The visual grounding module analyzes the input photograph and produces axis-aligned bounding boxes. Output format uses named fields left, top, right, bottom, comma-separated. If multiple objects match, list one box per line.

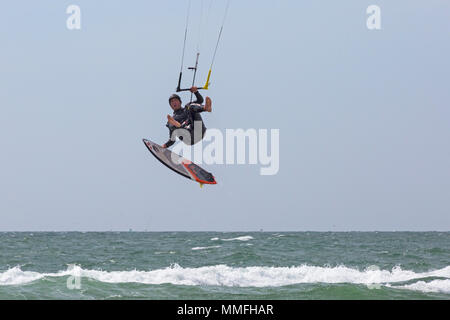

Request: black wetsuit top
left=164, top=91, right=207, bottom=148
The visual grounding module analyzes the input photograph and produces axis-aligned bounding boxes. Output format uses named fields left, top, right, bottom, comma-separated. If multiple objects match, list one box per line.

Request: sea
left=0, top=232, right=448, bottom=300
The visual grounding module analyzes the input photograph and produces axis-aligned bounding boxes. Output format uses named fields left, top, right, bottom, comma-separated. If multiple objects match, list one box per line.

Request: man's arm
left=162, top=122, right=176, bottom=148
left=190, top=87, right=204, bottom=105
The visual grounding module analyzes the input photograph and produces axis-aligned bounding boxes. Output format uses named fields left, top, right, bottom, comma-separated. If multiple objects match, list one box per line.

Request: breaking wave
left=394, top=279, right=450, bottom=294
left=1, top=264, right=449, bottom=293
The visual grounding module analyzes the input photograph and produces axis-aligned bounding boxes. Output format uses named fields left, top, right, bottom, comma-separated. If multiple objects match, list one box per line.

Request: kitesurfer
left=162, top=86, right=212, bottom=148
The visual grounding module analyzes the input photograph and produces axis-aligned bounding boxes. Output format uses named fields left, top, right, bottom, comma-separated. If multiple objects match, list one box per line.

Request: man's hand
left=162, top=144, right=167, bottom=149
left=190, top=86, right=198, bottom=93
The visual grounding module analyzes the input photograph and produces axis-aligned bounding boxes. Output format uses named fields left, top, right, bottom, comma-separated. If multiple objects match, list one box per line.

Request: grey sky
left=1, top=1, right=449, bottom=231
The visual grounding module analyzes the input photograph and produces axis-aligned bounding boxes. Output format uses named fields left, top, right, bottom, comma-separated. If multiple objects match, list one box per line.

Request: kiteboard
left=142, top=139, right=216, bottom=186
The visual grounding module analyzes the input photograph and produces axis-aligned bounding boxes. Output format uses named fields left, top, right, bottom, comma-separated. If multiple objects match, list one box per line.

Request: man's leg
left=167, top=115, right=181, bottom=128
left=190, top=119, right=206, bottom=145
left=204, top=97, right=212, bottom=112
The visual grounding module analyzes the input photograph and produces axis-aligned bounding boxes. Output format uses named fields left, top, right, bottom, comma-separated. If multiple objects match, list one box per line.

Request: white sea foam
left=0, top=266, right=44, bottom=286
left=220, top=236, right=253, bottom=241
left=154, top=251, right=176, bottom=255
left=191, top=246, right=222, bottom=251
left=210, top=236, right=253, bottom=241
left=394, top=279, right=450, bottom=294
left=1, top=265, right=449, bottom=293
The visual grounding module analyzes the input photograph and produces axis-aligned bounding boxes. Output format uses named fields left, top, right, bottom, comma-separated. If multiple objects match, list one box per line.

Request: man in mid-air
left=162, top=86, right=212, bottom=148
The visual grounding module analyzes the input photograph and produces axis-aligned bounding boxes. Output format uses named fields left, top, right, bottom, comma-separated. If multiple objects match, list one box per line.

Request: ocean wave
left=1, top=265, right=449, bottom=293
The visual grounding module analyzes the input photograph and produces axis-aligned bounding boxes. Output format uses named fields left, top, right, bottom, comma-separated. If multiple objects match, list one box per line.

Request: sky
left=0, top=1, right=449, bottom=231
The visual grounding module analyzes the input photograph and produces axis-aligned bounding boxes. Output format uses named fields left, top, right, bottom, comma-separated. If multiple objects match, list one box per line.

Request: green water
left=0, top=232, right=448, bottom=299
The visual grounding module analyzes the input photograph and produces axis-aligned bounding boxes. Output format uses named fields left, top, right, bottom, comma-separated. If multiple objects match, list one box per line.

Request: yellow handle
left=203, top=69, right=212, bottom=90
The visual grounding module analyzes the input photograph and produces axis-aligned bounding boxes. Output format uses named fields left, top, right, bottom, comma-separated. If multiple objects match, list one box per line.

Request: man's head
left=168, top=94, right=182, bottom=111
